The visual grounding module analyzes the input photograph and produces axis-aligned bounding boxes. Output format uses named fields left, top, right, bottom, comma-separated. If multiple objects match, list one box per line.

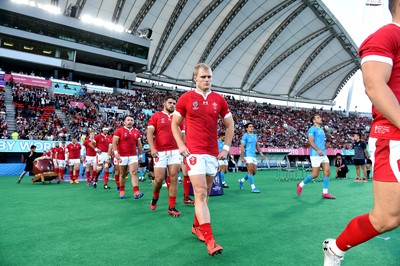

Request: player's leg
left=17, top=171, right=27, bottom=183
left=151, top=166, right=166, bottom=210
left=103, top=157, right=111, bottom=189
left=167, top=163, right=181, bottom=217
left=355, top=164, right=361, bottom=181
left=323, top=182, right=400, bottom=264
left=118, top=157, right=128, bottom=199
left=73, top=162, right=80, bottom=183
left=247, top=162, right=259, bottom=193
left=297, top=156, right=320, bottom=196
left=128, top=160, right=143, bottom=199
left=220, top=164, right=229, bottom=188
left=181, top=161, right=194, bottom=204
left=361, top=165, right=367, bottom=181
left=321, top=162, right=335, bottom=199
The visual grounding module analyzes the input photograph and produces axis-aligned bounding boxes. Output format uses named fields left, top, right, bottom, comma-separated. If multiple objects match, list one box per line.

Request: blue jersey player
left=297, top=114, right=335, bottom=199
left=218, top=132, right=229, bottom=188
left=238, top=123, right=265, bottom=193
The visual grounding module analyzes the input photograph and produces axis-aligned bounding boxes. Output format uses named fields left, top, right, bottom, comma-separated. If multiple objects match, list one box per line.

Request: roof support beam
left=288, top=34, right=334, bottom=96
left=199, top=0, right=248, bottom=63
left=158, top=0, right=225, bottom=74
left=128, top=0, right=156, bottom=32
left=150, top=0, right=188, bottom=72
left=295, top=60, right=354, bottom=98
left=246, top=3, right=307, bottom=91
left=112, top=0, right=126, bottom=24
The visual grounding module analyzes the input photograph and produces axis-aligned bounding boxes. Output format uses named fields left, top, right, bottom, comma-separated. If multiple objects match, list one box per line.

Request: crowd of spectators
left=4, top=79, right=373, bottom=149
left=11, top=82, right=66, bottom=141
left=56, top=88, right=372, bottom=149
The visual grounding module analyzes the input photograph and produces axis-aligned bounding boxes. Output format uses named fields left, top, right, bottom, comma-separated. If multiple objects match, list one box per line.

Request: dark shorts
left=366, top=158, right=372, bottom=165
left=354, top=159, right=366, bottom=166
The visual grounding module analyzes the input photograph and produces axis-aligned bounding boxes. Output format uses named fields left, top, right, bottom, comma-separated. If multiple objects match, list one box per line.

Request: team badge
left=161, top=118, right=165, bottom=123
left=193, top=101, right=199, bottom=110
left=189, top=156, right=197, bottom=165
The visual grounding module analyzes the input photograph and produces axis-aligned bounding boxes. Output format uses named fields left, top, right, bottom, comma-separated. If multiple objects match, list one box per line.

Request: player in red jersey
left=112, top=115, right=144, bottom=200
left=56, top=141, right=67, bottom=181
left=50, top=142, right=60, bottom=183
left=83, top=129, right=97, bottom=186
left=172, top=63, right=234, bottom=256
left=65, top=136, right=82, bottom=184
left=323, top=2, right=400, bottom=265
left=94, top=127, right=113, bottom=189
left=147, top=94, right=183, bottom=217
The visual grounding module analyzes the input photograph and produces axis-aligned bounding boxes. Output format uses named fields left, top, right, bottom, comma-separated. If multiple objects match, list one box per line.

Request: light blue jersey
left=218, top=139, right=224, bottom=152
left=241, top=133, right=258, bottom=158
left=307, top=125, right=326, bottom=156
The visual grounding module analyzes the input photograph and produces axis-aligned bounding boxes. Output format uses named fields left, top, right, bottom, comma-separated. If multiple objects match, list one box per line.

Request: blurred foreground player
left=323, top=1, right=400, bottom=264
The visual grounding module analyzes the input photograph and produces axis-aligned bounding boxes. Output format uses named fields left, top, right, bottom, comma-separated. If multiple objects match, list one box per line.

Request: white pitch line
left=376, top=236, right=390, bottom=241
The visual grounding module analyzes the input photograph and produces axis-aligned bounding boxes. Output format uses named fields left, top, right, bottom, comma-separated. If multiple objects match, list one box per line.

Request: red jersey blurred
left=83, top=138, right=97, bottom=157
left=66, top=143, right=82, bottom=159
left=94, top=133, right=112, bottom=152
left=56, top=146, right=66, bottom=160
left=359, top=23, right=400, bottom=140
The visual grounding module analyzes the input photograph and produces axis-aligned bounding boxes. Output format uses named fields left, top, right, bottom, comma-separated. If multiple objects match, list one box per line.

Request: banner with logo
left=5, top=74, right=52, bottom=87
left=0, top=140, right=60, bottom=153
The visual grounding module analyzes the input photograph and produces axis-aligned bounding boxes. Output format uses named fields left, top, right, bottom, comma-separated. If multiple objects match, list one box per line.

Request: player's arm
left=88, top=141, right=97, bottom=153
left=172, top=114, right=188, bottom=156
left=137, top=138, right=143, bottom=163
left=256, top=141, right=266, bottom=160
left=307, top=135, right=323, bottom=156
left=240, top=142, right=246, bottom=163
left=146, top=126, right=158, bottom=158
left=65, top=147, right=70, bottom=164
left=112, top=136, right=120, bottom=159
left=217, top=115, right=234, bottom=160
left=107, top=142, right=112, bottom=159
left=363, top=61, right=400, bottom=129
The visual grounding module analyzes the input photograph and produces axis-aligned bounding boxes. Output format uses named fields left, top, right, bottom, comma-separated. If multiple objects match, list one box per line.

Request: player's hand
left=317, top=150, right=324, bottom=156
left=241, top=157, right=245, bottom=163
left=179, top=145, right=190, bottom=157
left=217, top=149, right=228, bottom=160
left=261, top=154, right=266, bottom=160
left=97, top=150, right=102, bottom=155
left=151, top=148, right=158, bottom=158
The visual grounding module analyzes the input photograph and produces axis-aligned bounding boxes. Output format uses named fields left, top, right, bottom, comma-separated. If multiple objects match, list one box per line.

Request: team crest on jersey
left=161, top=118, right=165, bottom=123
left=193, top=101, right=199, bottom=110
left=189, top=156, right=197, bottom=165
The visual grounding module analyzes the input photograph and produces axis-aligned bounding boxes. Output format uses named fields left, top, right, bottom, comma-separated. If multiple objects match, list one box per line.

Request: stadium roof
left=39, top=0, right=360, bottom=105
